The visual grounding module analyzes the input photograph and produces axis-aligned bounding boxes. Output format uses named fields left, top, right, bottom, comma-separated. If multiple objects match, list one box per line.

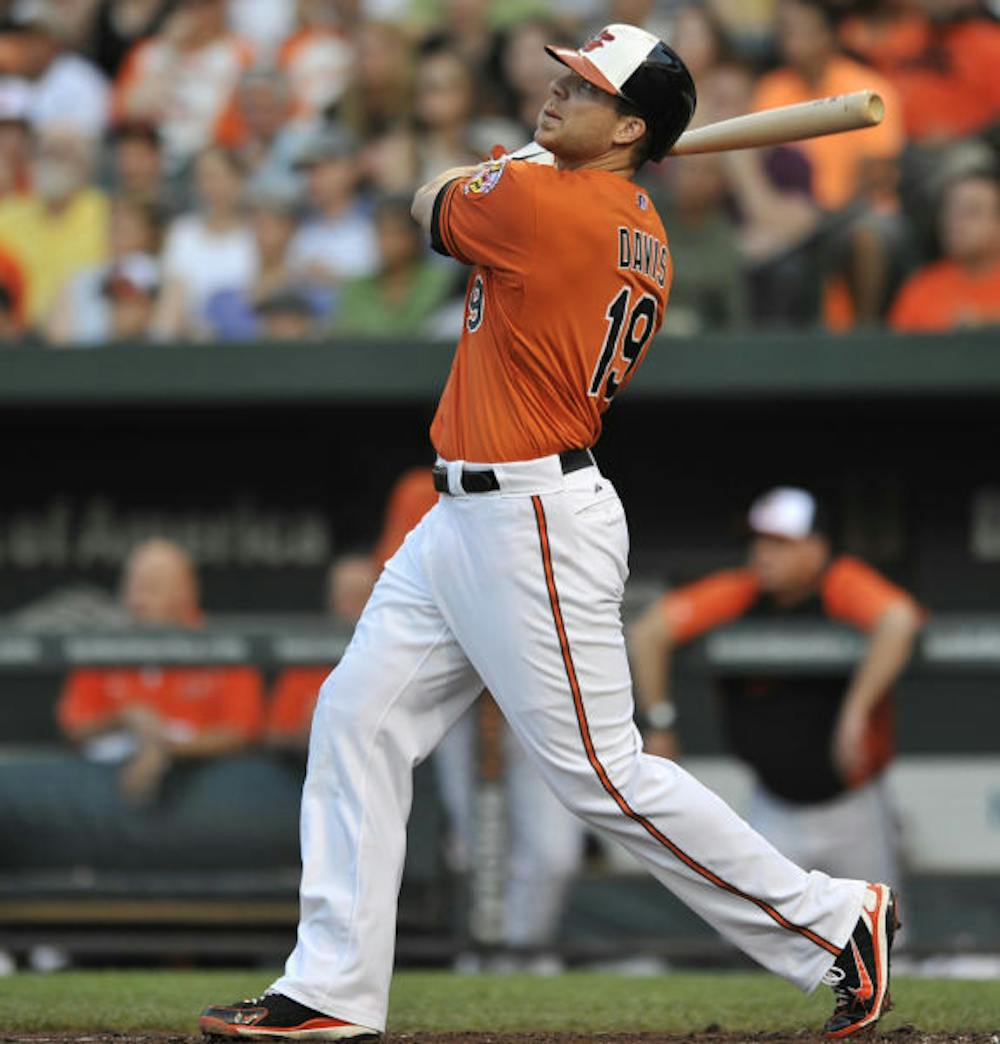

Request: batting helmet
left=545, top=24, right=697, bottom=162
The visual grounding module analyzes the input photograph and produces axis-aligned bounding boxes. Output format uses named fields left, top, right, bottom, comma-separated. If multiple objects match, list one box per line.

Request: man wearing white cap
left=629, top=487, right=923, bottom=889
left=203, top=26, right=900, bottom=1043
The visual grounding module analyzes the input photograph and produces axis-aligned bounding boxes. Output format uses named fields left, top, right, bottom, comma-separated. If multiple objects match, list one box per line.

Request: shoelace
left=821, top=966, right=852, bottom=1011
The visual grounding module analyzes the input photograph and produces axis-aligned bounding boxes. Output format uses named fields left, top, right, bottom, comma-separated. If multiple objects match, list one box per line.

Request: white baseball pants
left=272, top=454, right=867, bottom=1032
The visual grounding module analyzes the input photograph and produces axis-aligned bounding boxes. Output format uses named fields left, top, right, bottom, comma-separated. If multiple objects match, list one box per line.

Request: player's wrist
left=638, top=702, right=677, bottom=732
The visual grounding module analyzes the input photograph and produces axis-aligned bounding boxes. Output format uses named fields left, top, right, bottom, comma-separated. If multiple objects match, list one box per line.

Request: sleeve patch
left=463, top=158, right=507, bottom=197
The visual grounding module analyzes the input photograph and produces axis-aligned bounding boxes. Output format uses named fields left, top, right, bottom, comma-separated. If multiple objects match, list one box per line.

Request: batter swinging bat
left=507, top=90, right=884, bottom=165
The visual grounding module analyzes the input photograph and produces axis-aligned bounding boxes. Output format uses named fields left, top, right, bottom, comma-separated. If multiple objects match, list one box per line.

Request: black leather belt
left=433, top=448, right=594, bottom=495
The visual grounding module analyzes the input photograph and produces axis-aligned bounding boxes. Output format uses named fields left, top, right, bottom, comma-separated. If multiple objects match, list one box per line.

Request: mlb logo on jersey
left=464, top=159, right=507, bottom=197
left=636, top=192, right=648, bottom=210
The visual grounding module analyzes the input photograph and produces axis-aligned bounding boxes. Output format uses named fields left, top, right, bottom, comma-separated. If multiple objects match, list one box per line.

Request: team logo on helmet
left=582, top=29, right=615, bottom=52
left=464, top=159, right=506, bottom=197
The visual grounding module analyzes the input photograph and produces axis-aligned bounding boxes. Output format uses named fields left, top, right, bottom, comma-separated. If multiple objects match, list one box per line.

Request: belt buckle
left=432, top=465, right=450, bottom=495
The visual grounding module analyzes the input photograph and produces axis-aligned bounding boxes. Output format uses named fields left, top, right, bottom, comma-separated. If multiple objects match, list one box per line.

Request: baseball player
left=627, top=486, right=923, bottom=888
left=201, top=24, right=898, bottom=1042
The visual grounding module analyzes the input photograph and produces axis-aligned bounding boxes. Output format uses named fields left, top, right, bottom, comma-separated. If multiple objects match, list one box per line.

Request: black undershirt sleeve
left=429, top=179, right=458, bottom=257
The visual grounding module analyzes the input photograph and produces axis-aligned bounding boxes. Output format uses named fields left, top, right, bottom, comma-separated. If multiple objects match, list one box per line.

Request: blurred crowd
left=0, top=0, right=996, bottom=346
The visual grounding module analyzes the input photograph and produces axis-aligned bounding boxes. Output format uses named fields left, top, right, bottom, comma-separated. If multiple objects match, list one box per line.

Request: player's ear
left=613, top=113, right=646, bottom=149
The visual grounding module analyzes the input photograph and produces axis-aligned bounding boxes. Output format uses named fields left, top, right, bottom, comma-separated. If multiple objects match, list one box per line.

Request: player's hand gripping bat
left=507, top=90, right=885, bottom=164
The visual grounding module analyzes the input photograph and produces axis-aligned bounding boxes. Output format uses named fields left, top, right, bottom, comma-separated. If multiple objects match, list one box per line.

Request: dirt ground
left=3, top=1030, right=997, bottom=1044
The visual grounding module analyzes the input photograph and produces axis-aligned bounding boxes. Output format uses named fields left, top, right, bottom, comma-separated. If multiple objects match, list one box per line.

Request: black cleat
left=200, top=991, right=380, bottom=1041
left=822, top=882, right=900, bottom=1038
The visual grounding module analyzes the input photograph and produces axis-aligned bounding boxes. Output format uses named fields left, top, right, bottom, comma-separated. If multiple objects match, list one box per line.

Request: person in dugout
left=58, top=537, right=264, bottom=804
left=627, top=487, right=924, bottom=889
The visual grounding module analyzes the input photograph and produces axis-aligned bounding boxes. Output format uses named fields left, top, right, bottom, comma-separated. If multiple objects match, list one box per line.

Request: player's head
left=538, top=23, right=696, bottom=170
left=746, top=487, right=832, bottom=597
left=121, top=538, right=201, bottom=627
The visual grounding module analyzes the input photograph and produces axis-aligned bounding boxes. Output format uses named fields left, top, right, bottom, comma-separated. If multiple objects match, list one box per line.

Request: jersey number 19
left=588, top=287, right=658, bottom=403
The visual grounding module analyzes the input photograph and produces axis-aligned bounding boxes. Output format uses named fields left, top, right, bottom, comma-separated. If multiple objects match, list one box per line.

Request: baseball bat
left=668, top=90, right=884, bottom=155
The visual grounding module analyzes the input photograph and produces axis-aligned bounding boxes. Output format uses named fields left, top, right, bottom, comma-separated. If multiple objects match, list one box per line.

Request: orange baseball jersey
left=58, top=666, right=264, bottom=741
left=889, top=258, right=1000, bottom=332
left=662, top=557, right=919, bottom=643
left=430, top=158, right=672, bottom=463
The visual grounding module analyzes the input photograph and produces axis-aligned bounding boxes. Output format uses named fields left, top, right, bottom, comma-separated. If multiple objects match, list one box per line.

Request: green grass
left=0, top=970, right=998, bottom=1035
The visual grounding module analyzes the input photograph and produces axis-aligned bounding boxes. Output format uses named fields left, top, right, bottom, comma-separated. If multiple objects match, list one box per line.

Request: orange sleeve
left=431, top=158, right=537, bottom=270
left=57, top=669, right=114, bottom=734
left=372, top=468, right=438, bottom=570
left=0, top=247, right=26, bottom=326
left=266, top=668, right=329, bottom=735
left=217, top=667, right=265, bottom=739
left=660, top=569, right=760, bottom=644
left=821, top=556, right=923, bottom=632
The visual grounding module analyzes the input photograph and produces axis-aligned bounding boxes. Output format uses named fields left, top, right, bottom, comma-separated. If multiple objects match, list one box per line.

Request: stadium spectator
left=667, top=2, right=732, bottom=92
left=0, top=0, right=110, bottom=139
left=0, top=129, right=109, bottom=327
left=335, top=21, right=413, bottom=141
left=254, top=287, right=318, bottom=341
left=58, top=538, right=265, bottom=804
left=87, top=0, right=177, bottom=79
left=889, top=168, right=1000, bottom=330
left=0, top=281, right=23, bottom=342
left=152, top=145, right=257, bottom=339
left=753, top=0, right=905, bottom=214
left=102, top=250, right=161, bottom=341
left=227, top=0, right=297, bottom=63
left=335, top=194, right=454, bottom=336
left=108, top=120, right=165, bottom=204
left=492, top=18, right=564, bottom=143
left=627, top=486, right=923, bottom=886
left=0, top=81, right=33, bottom=199
left=287, top=127, right=377, bottom=315
left=274, top=0, right=354, bottom=124
left=840, top=0, right=1000, bottom=145
left=699, top=58, right=823, bottom=326
left=46, top=194, right=162, bottom=345
left=753, top=0, right=909, bottom=325
left=412, top=45, right=481, bottom=185
left=653, top=154, right=748, bottom=333
left=215, top=69, right=314, bottom=199
left=204, top=181, right=301, bottom=340
left=360, top=122, right=420, bottom=196
left=112, top=0, right=254, bottom=173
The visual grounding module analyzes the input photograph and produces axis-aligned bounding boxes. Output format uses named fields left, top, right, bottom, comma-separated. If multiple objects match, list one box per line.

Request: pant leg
left=502, top=724, right=586, bottom=948
left=273, top=508, right=482, bottom=1031
left=432, top=703, right=478, bottom=873
left=428, top=468, right=866, bottom=993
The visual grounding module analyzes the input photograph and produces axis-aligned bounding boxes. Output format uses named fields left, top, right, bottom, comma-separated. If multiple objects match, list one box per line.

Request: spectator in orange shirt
left=58, top=538, right=265, bottom=804
left=753, top=0, right=909, bottom=325
left=841, top=0, right=1000, bottom=145
left=889, top=168, right=1000, bottom=330
left=112, top=0, right=254, bottom=173
left=628, top=487, right=923, bottom=887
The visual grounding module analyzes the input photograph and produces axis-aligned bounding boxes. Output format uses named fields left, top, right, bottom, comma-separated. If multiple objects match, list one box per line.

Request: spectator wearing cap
left=58, top=537, right=265, bottom=805
left=752, top=0, right=909, bottom=327
left=152, top=146, right=257, bottom=340
left=103, top=251, right=161, bottom=341
left=46, top=194, right=162, bottom=345
left=335, top=195, right=455, bottom=336
left=0, top=0, right=110, bottom=139
left=255, top=288, right=318, bottom=341
left=627, top=487, right=923, bottom=888
left=111, top=0, right=254, bottom=173
left=889, top=169, right=1000, bottom=331
left=203, top=181, right=303, bottom=341
left=287, top=127, right=377, bottom=314
left=0, top=128, right=109, bottom=326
